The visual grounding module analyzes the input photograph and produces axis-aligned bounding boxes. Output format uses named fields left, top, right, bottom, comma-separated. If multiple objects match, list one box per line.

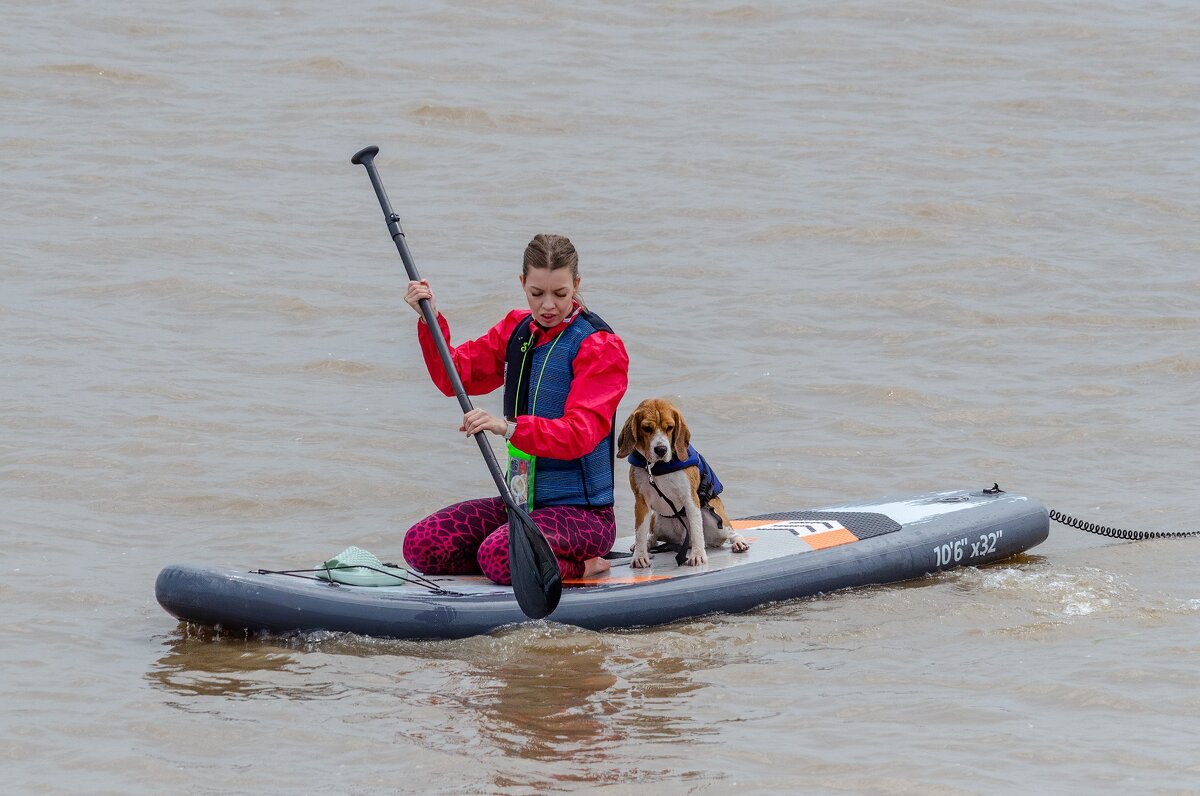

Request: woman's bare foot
left=581, top=557, right=611, bottom=578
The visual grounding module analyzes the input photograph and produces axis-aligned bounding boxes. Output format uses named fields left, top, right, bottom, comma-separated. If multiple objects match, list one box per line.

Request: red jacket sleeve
left=508, top=330, right=629, bottom=460
left=416, top=309, right=528, bottom=396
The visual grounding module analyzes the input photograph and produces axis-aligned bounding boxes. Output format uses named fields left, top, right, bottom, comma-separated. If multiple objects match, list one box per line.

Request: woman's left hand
left=460, top=408, right=506, bottom=438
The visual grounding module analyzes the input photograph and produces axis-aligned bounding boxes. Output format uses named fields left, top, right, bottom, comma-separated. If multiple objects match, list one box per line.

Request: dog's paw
left=730, top=534, right=750, bottom=553
left=630, top=551, right=652, bottom=569
left=685, top=548, right=708, bottom=567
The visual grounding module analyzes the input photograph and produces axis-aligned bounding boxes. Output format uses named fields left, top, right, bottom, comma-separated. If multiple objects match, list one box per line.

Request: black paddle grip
left=350, top=145, right=379, bottom=166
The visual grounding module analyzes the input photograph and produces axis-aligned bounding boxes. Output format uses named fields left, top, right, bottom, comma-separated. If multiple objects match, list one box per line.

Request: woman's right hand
left=404, top=279, right=437, bottom=320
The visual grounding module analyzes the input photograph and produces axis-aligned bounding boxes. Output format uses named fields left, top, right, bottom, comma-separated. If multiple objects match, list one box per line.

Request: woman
left=402, top=233, right=629, bottom=585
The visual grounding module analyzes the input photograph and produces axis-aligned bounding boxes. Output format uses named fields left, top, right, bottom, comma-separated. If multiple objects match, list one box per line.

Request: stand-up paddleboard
left=156, top=487, right=1048, bottom=640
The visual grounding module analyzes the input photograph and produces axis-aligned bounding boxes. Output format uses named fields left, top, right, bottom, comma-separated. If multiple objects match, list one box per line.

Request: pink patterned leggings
left=402, top=497, right=616, bottom=584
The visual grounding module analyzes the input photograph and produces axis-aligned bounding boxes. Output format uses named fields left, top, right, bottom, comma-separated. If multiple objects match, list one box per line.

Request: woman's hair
left=522, top=233, right=583, bottom=307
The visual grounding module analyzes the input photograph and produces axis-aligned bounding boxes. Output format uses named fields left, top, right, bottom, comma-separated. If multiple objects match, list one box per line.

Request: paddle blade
left=507, top=506, right=562, bottom=619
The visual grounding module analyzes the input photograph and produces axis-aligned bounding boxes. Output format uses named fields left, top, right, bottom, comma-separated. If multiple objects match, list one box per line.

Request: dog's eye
left=641, top=423, right=654, bottom=433
left=664, top=424, right=674, bottom=432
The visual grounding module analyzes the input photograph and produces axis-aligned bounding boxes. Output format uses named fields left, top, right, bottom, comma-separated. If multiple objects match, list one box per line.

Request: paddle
left=351, top=145, right=562, bottom=619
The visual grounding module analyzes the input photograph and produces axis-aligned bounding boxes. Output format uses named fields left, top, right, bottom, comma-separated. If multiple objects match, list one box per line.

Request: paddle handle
left=351, top=146, right=513, bottom=501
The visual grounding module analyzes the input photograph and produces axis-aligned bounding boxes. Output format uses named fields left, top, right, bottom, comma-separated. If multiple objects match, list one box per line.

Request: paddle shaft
left=351, top=147, right=514, bottom=501
left=351, top=145, right=562, bottom=620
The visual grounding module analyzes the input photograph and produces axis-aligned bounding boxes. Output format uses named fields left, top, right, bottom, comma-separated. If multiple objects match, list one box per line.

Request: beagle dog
left=616, top=398, right=749, bottom=568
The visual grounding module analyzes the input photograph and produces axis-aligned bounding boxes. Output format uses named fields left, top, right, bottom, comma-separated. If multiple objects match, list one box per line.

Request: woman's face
left=520, top=267, right=579, bottom=328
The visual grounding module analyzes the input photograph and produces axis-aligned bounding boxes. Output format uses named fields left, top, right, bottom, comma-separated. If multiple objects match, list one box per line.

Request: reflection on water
left=470, top=634, right=623, bottom=763
left=458, top=627, right=722, bottom=771
left=149, top=619, right=730, bottom=768
left=148, top=623, right=342, bottom=701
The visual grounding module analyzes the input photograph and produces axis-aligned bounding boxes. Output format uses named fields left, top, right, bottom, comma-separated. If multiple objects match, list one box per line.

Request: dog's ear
left=616, top=410, right=638, bottom=458
left=672, top=406, right=691, bottom=461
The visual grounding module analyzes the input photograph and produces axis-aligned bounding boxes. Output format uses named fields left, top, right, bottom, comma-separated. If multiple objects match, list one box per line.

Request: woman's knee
left=476, top=529, right=511, bottom=585
left=403, top=520, right=454, bottom=573
left=534, top=506, right=616, bottom=559
left=403, top=505, right=494, bottom=575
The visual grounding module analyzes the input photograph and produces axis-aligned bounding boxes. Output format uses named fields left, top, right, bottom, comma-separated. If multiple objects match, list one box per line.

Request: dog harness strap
left=644, top=468, right=687, bottom=522
left=644, top=467, right=692, bottom=566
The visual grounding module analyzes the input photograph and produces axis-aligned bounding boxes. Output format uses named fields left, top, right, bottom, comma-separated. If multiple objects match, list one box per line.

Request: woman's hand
left=460, top=408, right=506, bottom=438
left=404, top=279, right=437, bottom=320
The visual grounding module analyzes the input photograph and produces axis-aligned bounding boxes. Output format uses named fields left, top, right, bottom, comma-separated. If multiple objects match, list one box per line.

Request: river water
left=3, top=1, right=1198, bottom=793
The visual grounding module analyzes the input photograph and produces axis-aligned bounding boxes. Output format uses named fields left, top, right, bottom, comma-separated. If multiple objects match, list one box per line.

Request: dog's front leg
left=684, top=494, right=708, bottom=566
left=630, top=499, right=654, bottom=568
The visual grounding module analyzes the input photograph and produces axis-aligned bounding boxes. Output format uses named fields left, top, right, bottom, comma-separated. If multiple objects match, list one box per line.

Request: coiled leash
left=1048, top=509, right=1200, bottom=540
left=983, top=483, right=1200, bottom=541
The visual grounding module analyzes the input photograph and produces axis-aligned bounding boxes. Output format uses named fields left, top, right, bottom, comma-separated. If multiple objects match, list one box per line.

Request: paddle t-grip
left=350, top=145, right=379, bottom=166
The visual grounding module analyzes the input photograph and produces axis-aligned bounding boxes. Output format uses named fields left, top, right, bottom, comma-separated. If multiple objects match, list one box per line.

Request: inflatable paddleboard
left=155, top=487, right=1048, bottom=640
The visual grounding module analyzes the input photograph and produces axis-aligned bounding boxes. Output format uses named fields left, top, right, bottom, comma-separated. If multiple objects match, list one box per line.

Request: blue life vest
left=502, top=310, right=616, bottom=508
left=626, top=445, right=724, bottom=506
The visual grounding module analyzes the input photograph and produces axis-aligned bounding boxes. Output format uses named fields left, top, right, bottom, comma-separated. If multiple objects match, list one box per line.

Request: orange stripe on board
left=563, top=574, right=674, bottom=586
left=802, top=528, right=858, bottom=550
left=730, top=519, right=775, bottom=530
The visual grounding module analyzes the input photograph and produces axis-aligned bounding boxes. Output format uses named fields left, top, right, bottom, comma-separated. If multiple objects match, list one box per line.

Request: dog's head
left=617, top=398, right=691, bottom=465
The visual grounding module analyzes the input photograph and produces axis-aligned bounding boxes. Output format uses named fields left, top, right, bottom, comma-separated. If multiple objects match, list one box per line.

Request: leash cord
left=1048, top=509, right=1200, bottom=541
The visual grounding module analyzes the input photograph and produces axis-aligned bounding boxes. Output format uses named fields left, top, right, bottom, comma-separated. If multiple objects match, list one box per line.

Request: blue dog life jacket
left=627, top=445, right=724, bottom=507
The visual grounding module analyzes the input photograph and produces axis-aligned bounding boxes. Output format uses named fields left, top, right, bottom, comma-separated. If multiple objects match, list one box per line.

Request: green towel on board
left=315, top=546, right=410, bottom=587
